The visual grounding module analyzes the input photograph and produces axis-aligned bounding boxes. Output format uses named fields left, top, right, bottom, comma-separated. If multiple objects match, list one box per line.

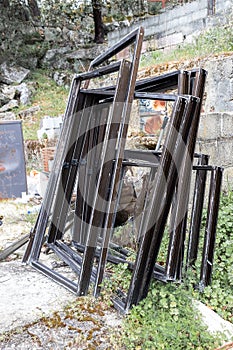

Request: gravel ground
left=0, top=198, right=122, bottom=350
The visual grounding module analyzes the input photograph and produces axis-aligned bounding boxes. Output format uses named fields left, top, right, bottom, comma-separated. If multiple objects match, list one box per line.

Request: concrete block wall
left=215, top=0, right=233, bottom=13
left=196, top=112, right=233, bottom=187
left=203, top=57, right=233, bottom=113
left=195, top=55, right=233, bottom=187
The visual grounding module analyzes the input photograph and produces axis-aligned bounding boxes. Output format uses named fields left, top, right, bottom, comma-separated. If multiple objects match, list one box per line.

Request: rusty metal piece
left=0, top=233, right=29, bottom=261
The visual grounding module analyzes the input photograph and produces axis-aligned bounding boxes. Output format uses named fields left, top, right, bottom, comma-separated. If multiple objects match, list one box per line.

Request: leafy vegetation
left=103, top=265, right=223, bottom=349
left=102, top=190, right=233, bottom=349
left=140, top=25, right=233, bottom=67
left=195, top=190, right=233, bottom=323
left=112, top=282, right=221, bottom=350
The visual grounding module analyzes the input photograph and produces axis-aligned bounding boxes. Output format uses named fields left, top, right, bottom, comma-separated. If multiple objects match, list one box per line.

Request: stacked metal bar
left=23, top=27, right=223, bottom=312
left=112, top=69, right=223, bottom=312
left=23, top=27, right=145, bottom=294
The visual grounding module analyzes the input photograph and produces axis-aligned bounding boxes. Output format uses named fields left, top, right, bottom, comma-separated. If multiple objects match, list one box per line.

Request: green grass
left=140, top=25, right=233, bottom=68
left=16, top=69, right=68, bottom=140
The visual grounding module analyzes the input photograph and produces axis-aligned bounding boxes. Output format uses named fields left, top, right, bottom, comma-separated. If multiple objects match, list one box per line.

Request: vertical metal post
left=80, top=28, right=145, bottom=297
left=72, top=103, right=110, bottom=246
left=165, top=69, right=207, bottom=279
left=125, top=96, right=198, bottom=310
left=25, top=78, right=83, bottom=262
left=47, top=94, right=96, bottom=244
left=77, top=60, right=132, bottom=296
left=186, top=154, right=209, bottom=267
left=165, top=71, right=191, bottom=280
left=200, top=166, right=223, bottom=287
left=207, top=0, right=215, bottom=15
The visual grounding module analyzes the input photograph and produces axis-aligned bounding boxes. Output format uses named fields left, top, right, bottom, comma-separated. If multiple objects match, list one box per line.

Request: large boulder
left=40, top=44, right=106, bottom=72
left=0, top=62, right=30, bottom=84
left=16, top=83, right=34, bottom=105
left=1, top=82, right=36, bottom=106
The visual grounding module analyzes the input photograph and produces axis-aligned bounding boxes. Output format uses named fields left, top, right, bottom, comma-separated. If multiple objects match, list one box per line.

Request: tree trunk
left=0, top=0, right=10, bottom=7
left=28, top=0, right=41, bottom=17
left=92, top=0, right=105, bottom=44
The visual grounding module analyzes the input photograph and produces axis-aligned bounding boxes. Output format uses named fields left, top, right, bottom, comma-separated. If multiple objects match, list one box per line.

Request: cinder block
left=217, top=139, right=233, bottom=167
left=191, top=8, right=208, bottom=21
left=195, top=140, right=219, bottom=165
left=216, top=0, right=232, bottom=12
left=221, top=113, right=233, bottom=138
left=198, top=113, right=221, bottom=140
left=222, top=167, right=233, bottom=189
left=157, top=32, right=183, bottom=49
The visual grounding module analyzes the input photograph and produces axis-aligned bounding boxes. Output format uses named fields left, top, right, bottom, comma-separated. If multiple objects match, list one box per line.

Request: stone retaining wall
left=108, top=0, right=232, bottom=52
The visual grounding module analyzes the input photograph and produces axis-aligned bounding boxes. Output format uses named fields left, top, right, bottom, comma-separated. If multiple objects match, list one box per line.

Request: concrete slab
left=0, top=260, right=76, bottom=334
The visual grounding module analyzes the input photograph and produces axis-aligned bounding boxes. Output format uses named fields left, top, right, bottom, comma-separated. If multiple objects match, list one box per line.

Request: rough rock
left=41, top=44, right=106, bottom=72
left=0, top=62, right=30, bottom=84
left=0, top=92, right=10, bottom=107
left=1, top=85, right=16, bottom=99
left=53, top=71, right=71, bottom=87
left=0, top=99, right=19, bottom=112
left=43, top=26, right=62, bottom=42
left=26, top=56, right=39, bottom=69
left=16, top=82, right=33, bottom=105
left=17, top=105, right=40, bottom=120
left=41, top=46, right=72, bottom=69
left=66, top=29, right=81, bottom=46
left=0, top=111, right=16, bottom=120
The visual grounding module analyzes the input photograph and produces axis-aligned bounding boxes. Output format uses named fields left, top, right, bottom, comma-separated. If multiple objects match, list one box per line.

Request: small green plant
left=108, top=190, right=233, bottom=349
left=195, top=190, right=233, bottom=322
left=111, top=281, right=221, bottom=349
left=102, top=262, right=131, bottom=295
